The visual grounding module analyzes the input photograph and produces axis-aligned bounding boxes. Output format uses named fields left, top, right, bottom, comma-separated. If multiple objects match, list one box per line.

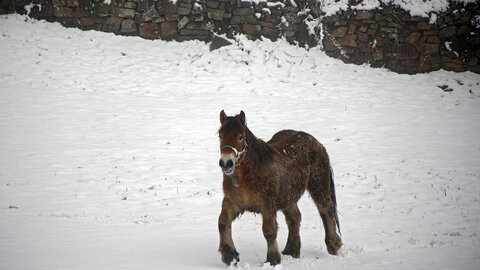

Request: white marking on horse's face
left=219, top=152, right=236, bottom=175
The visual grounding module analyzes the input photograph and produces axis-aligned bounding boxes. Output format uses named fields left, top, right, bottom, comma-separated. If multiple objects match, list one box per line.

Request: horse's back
left=268, top=129, right=322, bottom=153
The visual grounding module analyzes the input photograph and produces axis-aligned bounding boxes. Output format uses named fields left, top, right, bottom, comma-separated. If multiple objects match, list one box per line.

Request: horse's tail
left=329, top=166, right=341, bottom=235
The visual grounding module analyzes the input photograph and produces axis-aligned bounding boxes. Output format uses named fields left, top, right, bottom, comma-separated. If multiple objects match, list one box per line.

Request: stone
left=177, top=7, right=191, bottom=15
left=160, top=21, right=178, bottom=38
left=260, top=21, right=276, bottom=29
left=348, top=24, right=356, bottom=34
left=468, top=57, right=478, bottom=67
left=401, top=59, right=417, bottom=68
left=417, top=21, right=432, bottom=30
left=373, top=49, right=383, bottom=61
left=358, top=42, right=371, bottom=53
left=140, top=23, right=159, bottom=39
left=207, top=0, right=219, bottom=8
left=359, top=25, right=368, bottom=33
left=79, top=17, right=95, bottom=27
left=243, top=24, right=261, bottom=38
left=355, top=10, right=373, bottom=20
left=379, top=27, right=397, bottom=33
left=54, top=7, right=75, bottom=17
left=166, top=13, right=180, bottom=21
left=470, top=36, right=480, bottom=46
left=322, top=37, right=339, bottom=52
left=233, top=8, right=255, bottom=16
left=102, top=17, right=123, bottom=33
left=192, top=13, right=204, bottom=21
left=422, top=43, right=439, bottom=54
left=357, top=32, right=369, bottom=42
left=153, top=17, right=166, bottom=23
left=398, top=43, right=418, bottom=60
left=185, top=22, right=213, bottom=31
left=241, top=1, right=253, bottom=8
left=178, top=16, right=189, bottom=29
left=284, top=6, right=299, bottom=13
left=124, top=2, right=137, bottom=9
left=284, top=30, right=296, bottom=37
left=223, top=12, right=232, bottom=19
left=339, top=34, right=357, bottom=47
left=332, top=26, right=347, bottom=37
left=137, top=1, right=149, bottom=12
left=121, top=19, right=138, bottom=34
left=426, top=36, right=440, bottom=43
left=283, top=12, right=302, bottom=24
left=116, top=8, right=135, bottom=19
left=178, top=2, right=192, bottom=9
left=179, top=29, right=209, bottom=36
left=66, top=0, right=79, bottom=7
left=209, top=35, right=232, bottom=51
left=406, top=32, right=421, bottom=44
left=262, top=27, right=279, bottom=39
left=438, top=26, right=456, bottom=40
left=208, top=9, right=225, bottom=20
left=231, top=15, right=258, bottom=25
left=423, top=30, right=436, bottom=36
left=367, top=28, right=377, bottom=36
left=456, top=25, right=469, bottom=35
left=142, top=5, right=160, bottom=22
left=76, top=6, right=90, bottom=18
left=164, top=1, right=177, bottom=14
left=419, top=53, right=437, bottom=64
left=97, top=4, right=116, bottom=15
left=443, top=58, right=465, bottom=72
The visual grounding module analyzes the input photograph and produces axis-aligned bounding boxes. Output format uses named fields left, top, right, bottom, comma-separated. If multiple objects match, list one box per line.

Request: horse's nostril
left=219, top=158, right=234, bottom=169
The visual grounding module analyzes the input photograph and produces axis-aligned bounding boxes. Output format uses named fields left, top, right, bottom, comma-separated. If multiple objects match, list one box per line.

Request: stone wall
left=1, top=0, right=479, bottom=74
left=0, top=0, right=314, bottom=43
left=321, top=3, right=480, bottom=74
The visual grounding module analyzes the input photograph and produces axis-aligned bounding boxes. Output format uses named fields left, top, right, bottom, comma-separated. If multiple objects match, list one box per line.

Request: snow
left=319, top=0, right=475, bottom=17
left=1, top=14, right=480, bottom=270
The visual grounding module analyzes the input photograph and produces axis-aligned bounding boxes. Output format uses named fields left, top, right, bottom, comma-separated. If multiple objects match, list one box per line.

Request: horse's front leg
left=262, top=202, right=281, bottom=265
left=218, top=198, right=240, bottom=265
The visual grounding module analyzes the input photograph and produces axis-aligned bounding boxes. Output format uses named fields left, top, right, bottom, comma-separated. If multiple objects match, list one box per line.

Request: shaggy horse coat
left=217, top=110, right=342, bottom=266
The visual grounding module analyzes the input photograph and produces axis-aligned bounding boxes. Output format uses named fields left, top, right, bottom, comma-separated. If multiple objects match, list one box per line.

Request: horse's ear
left=238, top=110, right=246, bottom=125
left=220, top=110, right=227, bottom=124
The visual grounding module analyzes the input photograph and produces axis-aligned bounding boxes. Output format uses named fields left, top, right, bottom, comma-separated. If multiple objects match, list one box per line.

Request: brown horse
left=217, top=110, right=342, bottom=266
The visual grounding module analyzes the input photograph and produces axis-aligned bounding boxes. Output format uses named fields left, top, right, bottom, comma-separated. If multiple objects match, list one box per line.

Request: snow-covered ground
left=1, top=14, right=480, bottom=269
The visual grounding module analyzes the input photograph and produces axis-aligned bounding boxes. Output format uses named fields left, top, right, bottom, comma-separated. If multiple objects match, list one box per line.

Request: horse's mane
left=219, top=117, right=273, bottom=165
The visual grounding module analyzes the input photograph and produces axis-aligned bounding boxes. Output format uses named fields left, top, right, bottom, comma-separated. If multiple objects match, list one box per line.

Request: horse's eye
left=239, top=136, right=243, bottom=141
left=219, top=135, right=222, bottom=140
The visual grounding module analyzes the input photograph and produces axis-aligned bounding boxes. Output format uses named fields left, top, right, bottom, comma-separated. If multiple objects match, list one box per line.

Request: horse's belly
left=228, top=187, right=262, bottom=213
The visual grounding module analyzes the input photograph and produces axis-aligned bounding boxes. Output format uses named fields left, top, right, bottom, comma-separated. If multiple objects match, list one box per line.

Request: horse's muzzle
left=219, top=157, right=234, bottom=175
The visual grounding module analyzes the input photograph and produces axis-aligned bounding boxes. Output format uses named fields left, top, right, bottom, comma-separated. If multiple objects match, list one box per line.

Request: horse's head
left=218, top=110, right=248, bottom=176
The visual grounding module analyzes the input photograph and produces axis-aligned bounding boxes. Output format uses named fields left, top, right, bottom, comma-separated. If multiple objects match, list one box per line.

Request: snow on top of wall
left=222, top=0, right=476, bottom=18
left=320, top=0, right=475, bottom=17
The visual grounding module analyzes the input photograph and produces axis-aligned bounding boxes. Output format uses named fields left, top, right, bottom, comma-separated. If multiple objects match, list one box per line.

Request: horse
left=217, top=110, right=342, bottom=266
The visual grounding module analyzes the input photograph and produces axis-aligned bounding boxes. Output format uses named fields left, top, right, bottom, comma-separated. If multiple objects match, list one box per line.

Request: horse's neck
left=245, top=130, right=272, bottom=168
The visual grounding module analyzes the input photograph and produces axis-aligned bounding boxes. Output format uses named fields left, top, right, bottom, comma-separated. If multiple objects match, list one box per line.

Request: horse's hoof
left=282, top=248, right=300, bottom=258
left=326, top=236, right=342, bottom=255
left=265, top=253, right=281, bottom=266
left=220, top=246, right=240, bottom=266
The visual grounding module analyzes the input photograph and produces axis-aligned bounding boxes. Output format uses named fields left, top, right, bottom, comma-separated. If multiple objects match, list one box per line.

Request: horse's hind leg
left=218, top=198, right=241, bottom=265
left=307, top=166, right=342, bottom=255
left=282, top=204, right=301, bottom=258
